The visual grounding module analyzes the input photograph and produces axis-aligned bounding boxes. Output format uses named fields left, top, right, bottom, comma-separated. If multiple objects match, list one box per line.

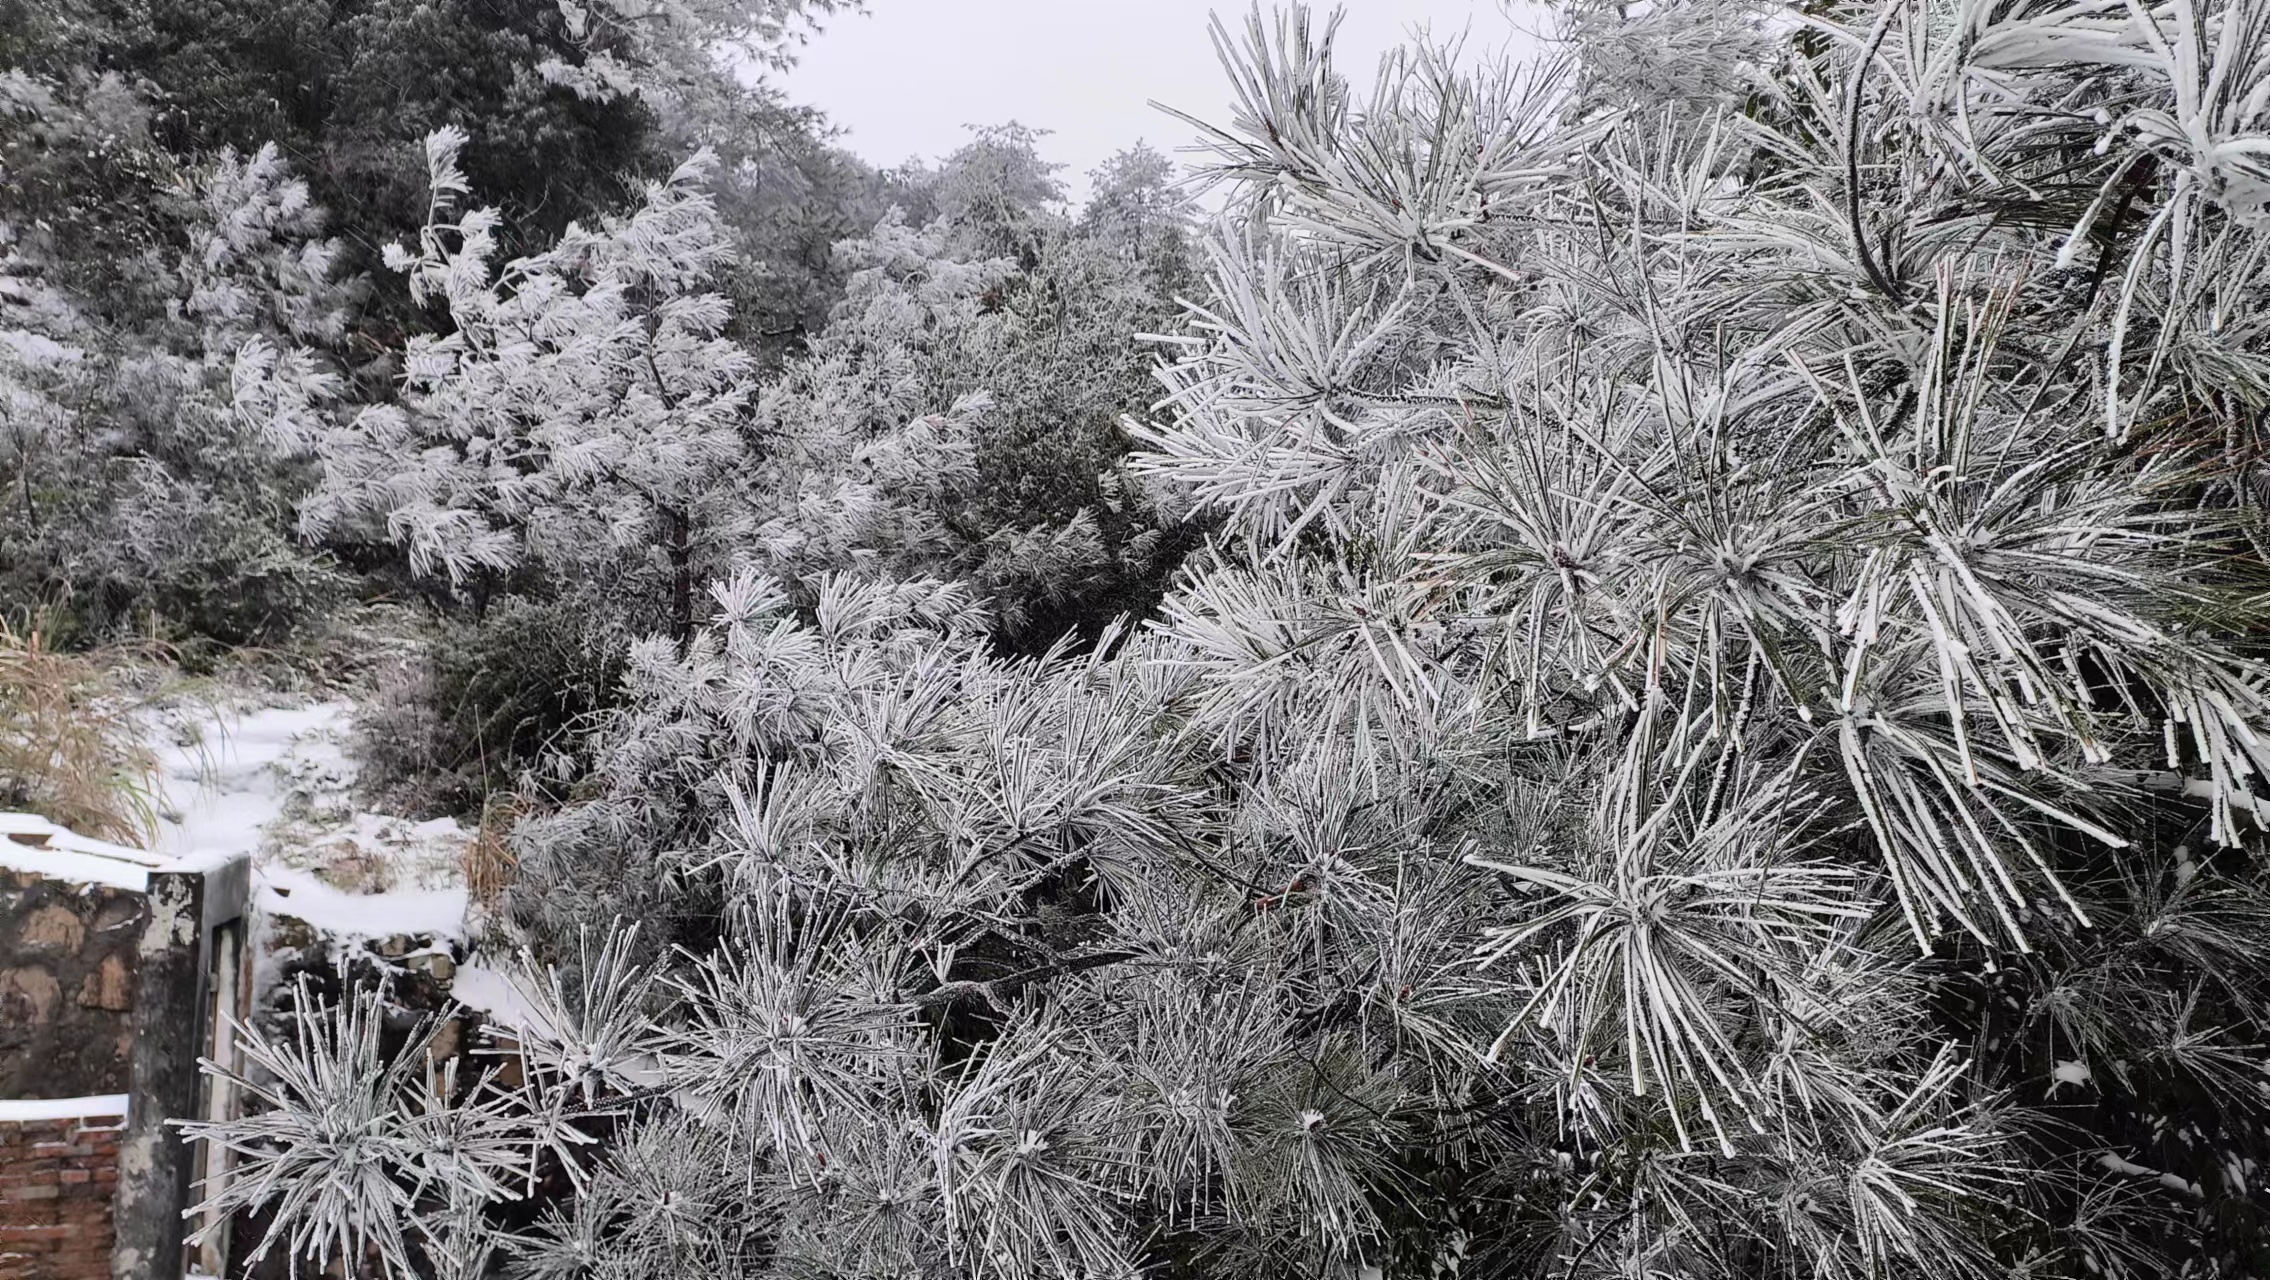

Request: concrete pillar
left=112, top=869, right=205, bottom=1280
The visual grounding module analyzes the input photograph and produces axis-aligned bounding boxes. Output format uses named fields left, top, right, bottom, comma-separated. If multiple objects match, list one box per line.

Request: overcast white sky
left=778, top=2, right=1544, bottom=205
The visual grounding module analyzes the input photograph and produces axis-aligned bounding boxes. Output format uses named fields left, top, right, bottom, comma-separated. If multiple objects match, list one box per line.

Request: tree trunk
left=664, top=504, right=693, bottom=653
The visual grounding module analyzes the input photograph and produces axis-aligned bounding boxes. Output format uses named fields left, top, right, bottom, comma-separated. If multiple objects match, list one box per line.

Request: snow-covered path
left=143, top=699, right=474, bottom=945
left=148, top=701, right=353, bottom=864
left=124, top=695, right=575, bottom=1036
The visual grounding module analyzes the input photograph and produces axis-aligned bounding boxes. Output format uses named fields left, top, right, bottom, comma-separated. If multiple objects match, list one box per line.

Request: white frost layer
left=0, top=328, right=83, bottom=366
left=2099, top=1152, right=2204, bottom=1198
left=451, top=959, right=669, bottom=1095
left=0, top=1094, right=129, bottom=1122
left=258, top=864, right=468, bottom=943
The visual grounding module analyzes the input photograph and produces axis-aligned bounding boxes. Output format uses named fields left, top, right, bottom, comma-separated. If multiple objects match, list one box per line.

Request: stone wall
left=0, top=1110, right=123, bottom=1280
left=0, top=869, right=143, bottom=1098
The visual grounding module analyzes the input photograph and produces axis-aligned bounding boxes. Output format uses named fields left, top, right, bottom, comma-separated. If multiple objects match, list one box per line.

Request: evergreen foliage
left=0, top=84, right=353, bottom=644
left=5, top=0, right=2263, bottom=1275
left=0, top=0, right=877, bottom=647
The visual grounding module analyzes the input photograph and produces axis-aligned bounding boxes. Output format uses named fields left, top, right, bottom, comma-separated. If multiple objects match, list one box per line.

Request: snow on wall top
left=0, top=812, right=234, bottom=892
left=0, top=1093, right=129, bottom=1123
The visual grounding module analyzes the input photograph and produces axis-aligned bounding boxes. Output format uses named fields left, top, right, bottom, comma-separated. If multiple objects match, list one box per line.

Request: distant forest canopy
left=0, top=0, right=1193, bottom=649
left=8, top=0, right=2270, bottom=1277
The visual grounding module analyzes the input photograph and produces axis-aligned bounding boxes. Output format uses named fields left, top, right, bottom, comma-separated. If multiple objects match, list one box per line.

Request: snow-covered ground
left=147, top=701, right=354, bottom=868
left=149, top=694, right=469, bottom=916
left=144, top=697, right=478, bottom=967
left=134, top=693, right=565, bottom=1032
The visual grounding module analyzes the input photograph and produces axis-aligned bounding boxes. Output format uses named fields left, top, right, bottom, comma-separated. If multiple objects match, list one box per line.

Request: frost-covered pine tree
left=535, top=0, right=852, bottom=128
left=748, top=132, right=1200, bottom=642
left=300, top=127, right=756, bottom=643
left=1129, top=1, right=2270, bottom=1269
left=1, top=69, right=353, bottom=640
left=293, top=121, right=1160, bottom=650
left=193, top=2, right=2270, bottom=1277
left=730, top=208, right=1004, bottom=586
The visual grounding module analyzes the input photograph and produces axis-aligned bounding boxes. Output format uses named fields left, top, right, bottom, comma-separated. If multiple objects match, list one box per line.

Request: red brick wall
left=0, top=1111, right=122, bottom=1280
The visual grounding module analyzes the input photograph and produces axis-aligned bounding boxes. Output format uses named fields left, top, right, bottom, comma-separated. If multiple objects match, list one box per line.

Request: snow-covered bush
left=351, top=596, right=627, bottom=820
left=0, top=75, right=352, bottom=645
left=191, top=2, right=2270, bottom=1277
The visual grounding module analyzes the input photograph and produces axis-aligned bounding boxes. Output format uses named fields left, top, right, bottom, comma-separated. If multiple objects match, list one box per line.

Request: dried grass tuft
left=466, top=791, right=527, bottom=908
left=0, top=621, right=163, bottom=845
